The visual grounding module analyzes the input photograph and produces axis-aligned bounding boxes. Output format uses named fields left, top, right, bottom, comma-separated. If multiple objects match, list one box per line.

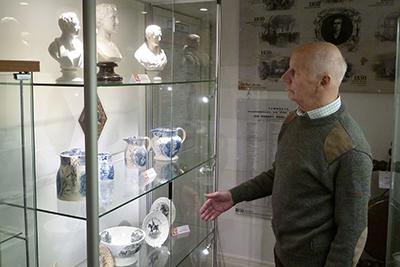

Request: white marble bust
left=48, top=12, right=83, bottom=82
left=134, top=25, right=167, bottom=71
left=96, top=3, right=122, bottom=63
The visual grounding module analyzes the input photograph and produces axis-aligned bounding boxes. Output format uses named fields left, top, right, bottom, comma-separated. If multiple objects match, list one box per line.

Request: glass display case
left=387, top=18, right=400, bottom=267
left=0, top=0, right=219, bottom=266
left=0, top=61, right=40, bottom=267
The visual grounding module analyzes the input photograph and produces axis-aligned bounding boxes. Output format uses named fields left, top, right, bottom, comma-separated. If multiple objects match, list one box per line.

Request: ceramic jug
left=153, top=160, right=184, bottom=182
left=150, top=127, right=186, bottom=161
left=56, top=148, right=114, bottom=201
left=123, top=136, right=151, bottom=168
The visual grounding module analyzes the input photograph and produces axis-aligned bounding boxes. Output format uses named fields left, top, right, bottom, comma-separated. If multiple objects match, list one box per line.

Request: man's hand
left=200, top=191, right=234, bottom=221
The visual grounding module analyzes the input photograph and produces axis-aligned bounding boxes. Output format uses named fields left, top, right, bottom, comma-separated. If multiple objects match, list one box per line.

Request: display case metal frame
left=0, top=60, right=40, bottom=267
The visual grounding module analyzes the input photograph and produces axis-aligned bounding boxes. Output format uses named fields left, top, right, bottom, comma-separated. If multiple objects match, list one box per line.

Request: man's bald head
left=293, top=42, right=347, bottom=88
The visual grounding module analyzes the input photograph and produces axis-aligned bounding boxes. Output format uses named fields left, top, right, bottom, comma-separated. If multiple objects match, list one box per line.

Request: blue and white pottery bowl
left=56, top=148, right=114, bottom=201
left=99, top=226, right=145, bottom=266
left=150, top=127, right=186, bottom=161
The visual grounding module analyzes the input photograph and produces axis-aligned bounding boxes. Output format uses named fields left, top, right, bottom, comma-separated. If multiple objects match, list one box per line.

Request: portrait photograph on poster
left=239, top=0, right=398, bottom=93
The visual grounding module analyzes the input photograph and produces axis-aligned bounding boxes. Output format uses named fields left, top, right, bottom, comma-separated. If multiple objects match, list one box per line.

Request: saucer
left=142, top=211, right=169, bottom=248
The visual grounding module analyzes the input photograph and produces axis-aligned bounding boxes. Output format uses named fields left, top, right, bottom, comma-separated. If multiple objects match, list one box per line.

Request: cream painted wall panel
left=218, top=0, right=394, bottom=265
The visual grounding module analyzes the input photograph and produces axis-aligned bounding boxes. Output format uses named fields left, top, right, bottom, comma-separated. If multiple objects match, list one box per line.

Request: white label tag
left=143, top=168, right=157, bottom=186
left=171, top=225, right=190, bottom=237
left=378, top=171, right=392, bottom=189
left=130, top=73, right=151, bottom=83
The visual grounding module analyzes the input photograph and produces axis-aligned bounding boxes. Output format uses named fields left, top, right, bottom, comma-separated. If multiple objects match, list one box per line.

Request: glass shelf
left=0, top=226, right=23, bottom=245
left=170, top=227, right=214, bottom=267
left=75, top=225, right=214, bottom=267
left=31, top=150, right=215, bottom=220
left=27, top=79, right=217, bottom=88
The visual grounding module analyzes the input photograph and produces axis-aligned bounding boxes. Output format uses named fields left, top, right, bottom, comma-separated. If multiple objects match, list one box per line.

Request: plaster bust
left=182, top=34, right=201, bottom=78
left=96, top=3, right=122, bottom=63
left=48, top=12, right=83, bottom=81
left=134, top=25, right=167, bottom=71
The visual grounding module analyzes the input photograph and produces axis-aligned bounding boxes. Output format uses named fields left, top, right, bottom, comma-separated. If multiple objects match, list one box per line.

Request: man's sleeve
left=229, top=165, right=275, bottom=205
left=324, top=150, right=372, bottom=267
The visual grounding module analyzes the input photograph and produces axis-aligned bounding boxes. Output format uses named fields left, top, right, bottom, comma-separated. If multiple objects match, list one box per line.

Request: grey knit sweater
left=230, top=105, right=372, bottom=267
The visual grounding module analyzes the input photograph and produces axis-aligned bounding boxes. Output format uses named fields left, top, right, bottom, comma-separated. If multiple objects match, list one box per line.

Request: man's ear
left=320, top=74, right=331, bottom=87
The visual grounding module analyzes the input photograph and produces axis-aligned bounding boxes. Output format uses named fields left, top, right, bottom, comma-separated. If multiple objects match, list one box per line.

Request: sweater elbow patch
left=324, top=123, right=354, bottom=163
left=352, top=227, right=367, bottom=266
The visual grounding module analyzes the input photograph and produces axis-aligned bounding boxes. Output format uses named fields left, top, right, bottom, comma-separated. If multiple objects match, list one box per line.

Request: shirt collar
left=296, top=96, right=341, bottom=119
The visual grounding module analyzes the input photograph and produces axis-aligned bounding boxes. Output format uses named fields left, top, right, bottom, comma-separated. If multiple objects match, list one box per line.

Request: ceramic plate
left=144, top=246, right=170, bottom=267
left=150, top=197, right=176, bottom=224
left=99, top=245, right=114, bottom=267
left=142, top=211, right=169, bottom=248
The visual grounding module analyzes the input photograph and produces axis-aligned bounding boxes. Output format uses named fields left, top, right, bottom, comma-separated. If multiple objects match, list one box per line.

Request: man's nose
left=281, top=70, right=290, bottom=83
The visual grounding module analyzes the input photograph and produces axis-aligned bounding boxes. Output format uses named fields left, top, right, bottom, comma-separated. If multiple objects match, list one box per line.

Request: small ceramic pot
left=123, top=136, right=150, bottom=168
left=56, top=148, right=114, bottom=201
left=99, top=226, right=146, bottom=266
left=150, top=127, right=186, bottom=161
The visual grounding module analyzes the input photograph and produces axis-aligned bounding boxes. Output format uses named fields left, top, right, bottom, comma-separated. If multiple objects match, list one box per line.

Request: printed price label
left=130, top=73, right=151, bottom=83
left=143, top=168, right=157, bottom=186
left=171, top=225, right=190, bottom=237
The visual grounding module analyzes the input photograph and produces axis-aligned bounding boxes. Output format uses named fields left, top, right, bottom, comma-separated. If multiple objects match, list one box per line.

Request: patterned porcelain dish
left=150, top=197, right=176, bottom=224
left=142, top=211, right=169, bottom=248
left=99, top=226, right=145, bottom=266
left=56, top=148, right=114, bottom=201
left=145, top=246, right=170, bottom=267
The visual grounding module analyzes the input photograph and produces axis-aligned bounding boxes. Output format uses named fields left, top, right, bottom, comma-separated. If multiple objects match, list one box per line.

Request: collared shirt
left=296, top=96, right=341, bottom=119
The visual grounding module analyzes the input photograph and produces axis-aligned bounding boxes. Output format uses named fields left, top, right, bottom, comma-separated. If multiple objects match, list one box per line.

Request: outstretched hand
left=200, top=191, right=234, bottom=221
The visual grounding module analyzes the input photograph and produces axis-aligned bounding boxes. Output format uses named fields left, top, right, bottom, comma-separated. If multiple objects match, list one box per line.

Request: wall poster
left=235, top=98, right=295, bottom=219
left=239, top=0, right=399, bottom=93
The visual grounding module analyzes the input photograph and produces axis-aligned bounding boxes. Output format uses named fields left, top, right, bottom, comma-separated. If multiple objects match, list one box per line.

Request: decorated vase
left=150, top=127, right=186, bottom=161
left=56, top=148, right=114, bottom=201
left=123, top=136, right=150, bottom=168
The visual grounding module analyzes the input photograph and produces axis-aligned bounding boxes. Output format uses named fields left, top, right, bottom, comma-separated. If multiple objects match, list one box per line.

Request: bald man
left=200, top=42, right=372, bottom=267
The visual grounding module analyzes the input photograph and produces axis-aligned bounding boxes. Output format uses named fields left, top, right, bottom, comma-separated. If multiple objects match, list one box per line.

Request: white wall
left=217, top=0, right=394, bottom=265
left=0, top=1, right=146, bottom=266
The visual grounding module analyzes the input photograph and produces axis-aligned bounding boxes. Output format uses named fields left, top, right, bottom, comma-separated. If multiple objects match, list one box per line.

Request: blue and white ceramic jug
left=150, top=127, right=186, bottom=161
left=56, top=148, right=114, bottom=201
left=123, top=136, right=151, bottom=168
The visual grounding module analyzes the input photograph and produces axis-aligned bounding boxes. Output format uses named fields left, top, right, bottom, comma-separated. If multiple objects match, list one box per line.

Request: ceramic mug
left=56, top=148, right=114, bottom=201
left=150, top=127, right=186, bottom=161
left=123, top=136, right=151, bottom=168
